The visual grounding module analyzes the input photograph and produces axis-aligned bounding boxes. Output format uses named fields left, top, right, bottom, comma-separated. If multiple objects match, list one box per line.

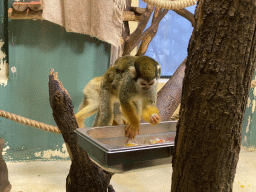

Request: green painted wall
left=242, top=73, right=256, bottom=150
left=0, top=1, right=110, bottom=161
left=1, top=0, right=255, bottom=163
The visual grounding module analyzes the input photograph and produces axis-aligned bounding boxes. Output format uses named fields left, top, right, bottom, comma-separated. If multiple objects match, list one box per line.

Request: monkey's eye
left=141, top=82, right=147, bottom=86
left=149, top=81, right=155, bottom=85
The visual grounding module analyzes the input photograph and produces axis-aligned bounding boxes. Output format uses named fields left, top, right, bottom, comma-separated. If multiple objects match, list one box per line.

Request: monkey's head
left=130, top=56, right=161, bottom=91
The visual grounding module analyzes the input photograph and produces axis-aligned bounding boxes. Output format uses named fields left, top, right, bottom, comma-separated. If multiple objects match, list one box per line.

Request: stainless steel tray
left=75, top=121, right=177, bottom=173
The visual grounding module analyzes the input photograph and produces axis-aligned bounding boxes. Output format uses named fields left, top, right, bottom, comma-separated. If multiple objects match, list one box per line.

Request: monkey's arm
left=120, top=100, right=140, bottom=139
left=142, top=92, right=161, bottom=125
left=142, top=105, right=161, bottom=125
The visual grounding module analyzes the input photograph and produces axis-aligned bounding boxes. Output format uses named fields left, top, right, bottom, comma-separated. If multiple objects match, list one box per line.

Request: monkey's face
left=136, top=78, right=156, bottom=91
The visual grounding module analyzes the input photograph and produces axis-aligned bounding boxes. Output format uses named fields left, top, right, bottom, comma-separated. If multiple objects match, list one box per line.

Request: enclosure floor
left=6, top=148, right=256, bottom=192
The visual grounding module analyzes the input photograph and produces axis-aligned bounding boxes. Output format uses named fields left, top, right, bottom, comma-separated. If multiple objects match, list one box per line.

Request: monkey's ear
left=157, top=65, right=161, bottom=78
left=129, top=66, right=137, bottom=78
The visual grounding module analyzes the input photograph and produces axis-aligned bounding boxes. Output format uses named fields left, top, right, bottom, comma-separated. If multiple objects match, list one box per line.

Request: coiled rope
left=0, top=109, right=61, bottom=134
left=143, top=0, right=196, bottom=10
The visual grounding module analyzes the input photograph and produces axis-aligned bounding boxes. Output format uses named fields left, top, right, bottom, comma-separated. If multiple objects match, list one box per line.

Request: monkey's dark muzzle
left=142, top=86, right=151, bottom=91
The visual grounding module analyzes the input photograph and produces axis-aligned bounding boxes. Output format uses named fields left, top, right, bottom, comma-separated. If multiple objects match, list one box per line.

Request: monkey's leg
left=75, top=103, right=98, bottom=128
left=92, top=89, right=114, bottom=127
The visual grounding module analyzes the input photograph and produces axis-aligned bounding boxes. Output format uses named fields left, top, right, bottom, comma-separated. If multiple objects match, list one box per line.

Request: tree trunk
left=0, top=138, right=11, bottom=192
left=171, top=1, right=256, bottom=192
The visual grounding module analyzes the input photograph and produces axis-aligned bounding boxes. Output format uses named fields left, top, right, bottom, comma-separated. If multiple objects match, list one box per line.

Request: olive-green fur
left=134, top=56, right=159, bottom=82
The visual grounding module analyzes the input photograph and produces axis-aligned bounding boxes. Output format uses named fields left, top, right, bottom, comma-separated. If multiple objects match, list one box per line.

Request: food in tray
left=125, top=140, right=139, bottom=147
left=149, top=138, right=164, bottom=144
left=125, top=137, right=174, bottom=147
left=148, top=137, right=174, bottom=144
left=166, top=137, right=174, bottom=142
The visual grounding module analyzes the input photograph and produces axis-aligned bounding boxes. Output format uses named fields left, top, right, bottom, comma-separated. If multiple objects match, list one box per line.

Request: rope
left=0, top=109, right=61, bottom=134
left=143, top=0, right=196, bottom=10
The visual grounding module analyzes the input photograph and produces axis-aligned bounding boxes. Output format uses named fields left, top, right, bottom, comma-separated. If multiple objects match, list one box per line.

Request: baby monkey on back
left=93, top=55, right=161, bottom=139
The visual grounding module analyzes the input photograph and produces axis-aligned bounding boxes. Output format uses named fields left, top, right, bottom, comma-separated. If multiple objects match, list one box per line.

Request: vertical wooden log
left=48, top=70, right=114, bottom=192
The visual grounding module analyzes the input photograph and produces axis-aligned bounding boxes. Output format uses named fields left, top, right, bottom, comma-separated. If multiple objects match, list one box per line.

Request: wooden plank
left=8, top=8, right=42, bottom=20
left=12, top=2, right=43, bottom=12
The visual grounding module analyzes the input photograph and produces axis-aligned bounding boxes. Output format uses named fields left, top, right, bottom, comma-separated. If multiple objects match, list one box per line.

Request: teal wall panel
left=0, top=11, right=110, bottom=161
left=242, top=73, right=256, bottom=149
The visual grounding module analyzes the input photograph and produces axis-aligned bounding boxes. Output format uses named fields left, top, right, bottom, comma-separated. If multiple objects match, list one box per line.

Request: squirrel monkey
left=76, top=77, right=102, bottom=128
left=75, top=76, right=122, bottom=128
left=93, top=55, right=161, bottom=139
left=76, top=56, right=139, bottom=127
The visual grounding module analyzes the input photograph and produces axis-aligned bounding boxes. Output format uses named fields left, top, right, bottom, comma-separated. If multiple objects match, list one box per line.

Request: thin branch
left=136, top=8, right=166, bottom=56
left=127, top=9, right=168, bottom=55
left=123, top=4, right=154, bottom=55
left=173, top=9, right=195, bottom=27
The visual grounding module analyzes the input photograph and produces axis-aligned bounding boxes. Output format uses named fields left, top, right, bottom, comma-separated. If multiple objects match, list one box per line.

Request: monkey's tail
left=75, top=104, right=98, bottom=128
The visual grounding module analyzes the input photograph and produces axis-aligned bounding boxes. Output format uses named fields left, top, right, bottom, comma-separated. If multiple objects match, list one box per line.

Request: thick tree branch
left=157, top=58, right=186, bottom=121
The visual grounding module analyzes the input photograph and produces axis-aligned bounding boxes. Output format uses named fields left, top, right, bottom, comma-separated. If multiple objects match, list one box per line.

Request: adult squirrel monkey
left=75, top=56, right=130, bottom=128
left=76, top=77, right=102, bottom=128
left=93, top=55, right=161, bottom=139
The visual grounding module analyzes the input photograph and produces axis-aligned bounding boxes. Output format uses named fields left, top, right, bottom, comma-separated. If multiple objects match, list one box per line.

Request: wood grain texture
left=48, top=69, right=114, bottom=192
left=171, top=1, right=256, bottom=191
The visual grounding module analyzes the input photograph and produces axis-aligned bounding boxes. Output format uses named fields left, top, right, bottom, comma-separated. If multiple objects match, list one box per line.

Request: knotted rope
left=0, top=109, right=61, bottom=134
left=143, top=0, right=196, bottom=10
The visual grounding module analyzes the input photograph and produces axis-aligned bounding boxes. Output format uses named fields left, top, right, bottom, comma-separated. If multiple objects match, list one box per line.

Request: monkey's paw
left=149, top=113, right=161, bottom=125
left=125, top=124, right=140, bottom=139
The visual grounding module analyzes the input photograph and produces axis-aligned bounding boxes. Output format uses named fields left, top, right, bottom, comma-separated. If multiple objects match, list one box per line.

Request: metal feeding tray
left=75, top=121, right=177, bottom=173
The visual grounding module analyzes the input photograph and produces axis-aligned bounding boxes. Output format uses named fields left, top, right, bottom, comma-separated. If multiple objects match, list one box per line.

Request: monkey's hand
left=149, top=113, right=161, bottom=125
left=125, top=122, right=140, bottom=139
left=142, top=106, right=161, bottom=125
